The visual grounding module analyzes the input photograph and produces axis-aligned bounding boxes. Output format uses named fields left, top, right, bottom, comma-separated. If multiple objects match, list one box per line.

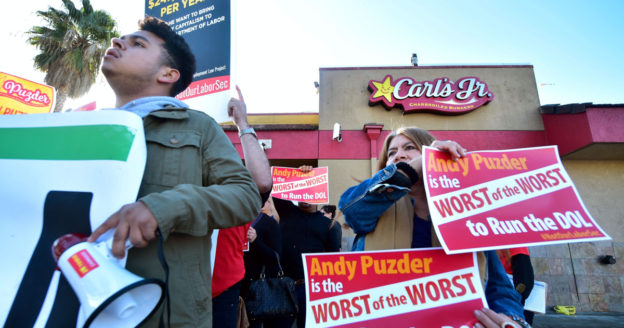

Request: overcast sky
left=3, top=0, right=624, bottom=113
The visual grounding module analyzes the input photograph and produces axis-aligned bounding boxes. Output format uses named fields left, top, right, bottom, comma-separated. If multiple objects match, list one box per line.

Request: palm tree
left=27, top=0, right=118, bottom=112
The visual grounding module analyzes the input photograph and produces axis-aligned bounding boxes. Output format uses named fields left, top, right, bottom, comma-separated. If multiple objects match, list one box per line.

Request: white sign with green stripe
left=0, top=110, right=146, bottom=327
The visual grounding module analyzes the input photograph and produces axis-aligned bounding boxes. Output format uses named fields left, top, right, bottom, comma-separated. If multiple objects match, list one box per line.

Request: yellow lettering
left=387, top=259, right=397, bottom=274
left=424, top=257, right=432, bottom=273
left=321, top=260, right=334, bottom=275
left=472, top=154, right=484, bottom=170
left=361, top=255, right=373, bottom=274
left=518, top=157, right=528, bottom=169
left=458, top=157, right=470, bottom=176
left=397, top=253, right=410, bottom=273
left=428, top=154, right=439, bottom=172
left=410, top=258, right=423, bottom=273
left=309, top=258, right=322, bottom=276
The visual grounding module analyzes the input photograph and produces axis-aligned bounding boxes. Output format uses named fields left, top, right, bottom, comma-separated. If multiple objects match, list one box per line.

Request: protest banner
left=271, top=166, right=329, bottom=204
left=0, top=111, right=146, bottom=327
left=423, top=146, right=610, bottom=254
left=0, top=71, right=55, bottom=115
left=146, top=0, right=233, bottom=123
left=303, top=248, right=486, bottom=328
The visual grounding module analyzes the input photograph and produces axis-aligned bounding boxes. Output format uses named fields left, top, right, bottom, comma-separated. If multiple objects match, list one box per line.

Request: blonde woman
left=339, top=127, right=530, bottom=328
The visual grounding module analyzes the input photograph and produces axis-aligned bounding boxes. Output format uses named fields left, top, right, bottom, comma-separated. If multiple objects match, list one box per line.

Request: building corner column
left=364, top=124, right=384, bottom=176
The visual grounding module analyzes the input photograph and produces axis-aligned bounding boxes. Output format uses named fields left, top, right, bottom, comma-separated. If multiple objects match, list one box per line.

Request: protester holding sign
left=212, top=86, right=273, bottom=328
left=339, top=127, right=463, bottom=251
left=339, top=127, right=529, bottom=327
left=274, top=167, right=342, bottom=328
left=87, top=17, right=261, bottom=327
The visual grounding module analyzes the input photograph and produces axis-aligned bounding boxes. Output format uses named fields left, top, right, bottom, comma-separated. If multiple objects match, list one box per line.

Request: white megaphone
left=52, top=233, right=165, bottom=328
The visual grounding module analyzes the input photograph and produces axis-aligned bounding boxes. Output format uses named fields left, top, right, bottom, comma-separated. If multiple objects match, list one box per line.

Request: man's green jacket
left=128, top=107, right=261, bottom=327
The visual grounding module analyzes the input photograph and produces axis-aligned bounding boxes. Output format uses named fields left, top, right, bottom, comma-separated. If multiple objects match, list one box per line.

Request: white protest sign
left=0, top=110, right=146, bottom=327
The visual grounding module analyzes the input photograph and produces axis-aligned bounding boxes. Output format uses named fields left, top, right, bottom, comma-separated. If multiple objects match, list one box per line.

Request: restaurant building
left=224, top=65, right=624, bottom=313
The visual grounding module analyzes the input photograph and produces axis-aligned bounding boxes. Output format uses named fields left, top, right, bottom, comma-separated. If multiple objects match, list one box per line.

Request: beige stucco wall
left=319, top=66, right=543, bottom=132
left=319, top=159, right=370, bottom=211
left=320, top=158, right=370, bottom=249
left=562, top=160, right=624, bottom=242
left=531, top=160, right=624, bottom=312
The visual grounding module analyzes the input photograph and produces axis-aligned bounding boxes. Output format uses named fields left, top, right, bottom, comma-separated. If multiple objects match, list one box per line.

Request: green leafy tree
left=27, top=0, right=118, bottom=112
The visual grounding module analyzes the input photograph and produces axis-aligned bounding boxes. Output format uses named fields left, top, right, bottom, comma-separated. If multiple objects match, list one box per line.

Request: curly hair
left=139, top=16, right=196, bottom=96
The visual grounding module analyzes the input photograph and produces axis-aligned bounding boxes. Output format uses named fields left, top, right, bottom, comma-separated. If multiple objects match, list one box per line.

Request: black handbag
left=243, top=252, right=299, bottom=320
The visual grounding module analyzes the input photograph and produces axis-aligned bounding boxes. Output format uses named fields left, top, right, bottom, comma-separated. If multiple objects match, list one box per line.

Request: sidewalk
left=532, top=311, right=624, bottom=328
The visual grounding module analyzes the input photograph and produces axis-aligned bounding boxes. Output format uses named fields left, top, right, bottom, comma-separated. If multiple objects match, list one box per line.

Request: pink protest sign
left=423, top=146, right=610, bottom=254
left=302, top=248, right=486, bottom=328
left=271, top=166, right=329, bottom=204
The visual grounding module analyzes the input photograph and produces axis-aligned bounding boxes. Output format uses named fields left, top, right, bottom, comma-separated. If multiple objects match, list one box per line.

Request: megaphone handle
left=100, top=235, right=134, bottom=260
left=118, top=238, right=133, bottom=251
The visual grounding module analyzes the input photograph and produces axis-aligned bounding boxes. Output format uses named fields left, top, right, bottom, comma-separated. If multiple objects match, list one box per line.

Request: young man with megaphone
left=85, top=16, right=261, bottom=328
left=52, top=232, right=165, bottom=328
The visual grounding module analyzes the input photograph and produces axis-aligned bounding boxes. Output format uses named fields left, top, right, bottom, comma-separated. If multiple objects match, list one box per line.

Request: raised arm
left=338, top=163, right=415, bottom=234
left=229, top=85, right=272, bottom=195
